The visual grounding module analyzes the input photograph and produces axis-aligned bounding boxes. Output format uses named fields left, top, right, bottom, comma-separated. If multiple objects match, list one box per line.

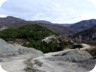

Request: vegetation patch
left=0, top=24, right=72, bottom=53
left=0, top=24, right=58, bottom=52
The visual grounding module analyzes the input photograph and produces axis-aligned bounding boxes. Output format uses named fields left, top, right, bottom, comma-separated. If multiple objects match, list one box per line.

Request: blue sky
left=0, top=0, right=96, bottom=23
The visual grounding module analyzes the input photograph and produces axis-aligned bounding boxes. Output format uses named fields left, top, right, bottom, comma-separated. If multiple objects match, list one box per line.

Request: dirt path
left=31, top=44, right=95, bottom=72
left=80, top=44, right=92, bottom=50
left=0, top=54, right=36, bottom=72
left=1, top=59, right=26, bottom=72
left=0, top=43, right=94, bottom=72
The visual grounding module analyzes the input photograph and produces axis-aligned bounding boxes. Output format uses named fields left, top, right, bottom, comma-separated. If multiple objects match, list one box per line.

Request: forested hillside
left=0, top=24, right=70, bottom=53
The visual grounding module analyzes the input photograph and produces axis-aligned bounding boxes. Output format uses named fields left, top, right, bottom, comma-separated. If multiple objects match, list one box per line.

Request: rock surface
left=0, top=38, right=43, bottom=57
left=0, top=38, right=96, bottom=72
left=32, top=49, right=95, bottom=72
left=46, top=50, right=92, bottom=62
left=0, top=38, right=43, bottom=72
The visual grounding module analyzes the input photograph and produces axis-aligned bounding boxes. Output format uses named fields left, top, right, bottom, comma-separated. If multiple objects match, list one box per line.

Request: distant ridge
left=73, top=26, right=96, bottom=44
left=1, top=16, right=96, bottom=35
left=0, top=16, right=75, bottom=35
left=69, top=19, right=96, bottom=31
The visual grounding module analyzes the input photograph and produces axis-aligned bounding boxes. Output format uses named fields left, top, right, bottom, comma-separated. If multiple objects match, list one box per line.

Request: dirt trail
left=31, top=44, right=95, bottom=72
left=0, top=54, right=37, bottom=72
left=0, top=43, right=95, bottom=72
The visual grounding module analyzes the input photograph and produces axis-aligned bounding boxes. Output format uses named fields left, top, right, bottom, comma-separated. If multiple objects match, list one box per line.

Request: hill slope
left=69, top=19, right=96, bottom=31
left=73, top=26, right=96, bottom=44
left=0, top=24, right=59, bottom=52
left=0, top=16, right=74, bottom=35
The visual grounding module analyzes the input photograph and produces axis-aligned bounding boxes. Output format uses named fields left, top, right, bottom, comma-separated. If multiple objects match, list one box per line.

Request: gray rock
left=46, top=50, right=92, bottom=62
left=0, top=38, right=43, bottom=57
left=32, top=50, right=94, bottom=72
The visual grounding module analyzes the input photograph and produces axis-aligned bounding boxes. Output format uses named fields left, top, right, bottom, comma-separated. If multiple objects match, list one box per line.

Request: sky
left=0, top=0, right=96, bottom=23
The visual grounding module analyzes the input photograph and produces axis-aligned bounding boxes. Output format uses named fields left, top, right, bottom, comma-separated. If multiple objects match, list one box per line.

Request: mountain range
left=0, top=16, right=96, bottom=72
left=0, top=16, right=75, bottom=35
left=73, top=26, right=96, bottom=44
left=1, top=16, right=96, bottom=34
left=69, top=19, right=96, bottom=31
left=1, top=16, right=96, bottom=44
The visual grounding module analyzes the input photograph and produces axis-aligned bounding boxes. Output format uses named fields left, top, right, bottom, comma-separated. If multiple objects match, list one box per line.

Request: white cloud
left=0, top=14, right=7, bottom=17
left=0, top=0, right=7, bottom=17
left=89, top=0, right=96, bottom=7
left=81, top=13, right=96, bottom=20
left=0, top=0, right=7, bottom=7
left=67, top=13, right=96, bottom=23
left=0, top=0, right=96, bottom=23
left=31, top=13, right=51, bottom=21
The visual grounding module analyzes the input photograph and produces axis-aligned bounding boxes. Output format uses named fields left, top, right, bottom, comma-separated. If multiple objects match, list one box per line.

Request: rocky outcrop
left=0, top=38, right=43, bottom=72
left=0, top=38, right=96, bottom=72
left=42, top=35, right=58, bottom=44
left=0, top=38, right=43, bottom=57
left=32, top=49, right=94, bottom=72
left=46, top=50, right=92, bottom=62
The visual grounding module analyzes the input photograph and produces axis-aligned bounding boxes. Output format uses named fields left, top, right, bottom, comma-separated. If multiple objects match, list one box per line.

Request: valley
left=0, top=16, right=96, bottom=72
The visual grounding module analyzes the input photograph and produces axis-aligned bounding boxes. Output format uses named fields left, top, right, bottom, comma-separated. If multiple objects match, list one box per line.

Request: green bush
left=26, top=40, right=60, bottom=53
left=0, top=24, right=56, bottom=41
left=0, top=24, right=61, bottom=53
